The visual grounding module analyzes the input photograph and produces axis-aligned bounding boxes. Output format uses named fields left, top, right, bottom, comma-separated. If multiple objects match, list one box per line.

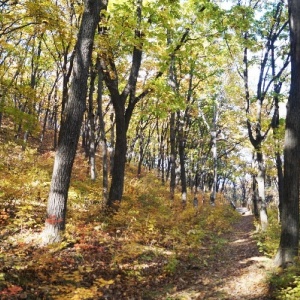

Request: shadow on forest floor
left=152, top=213, right=275, bottom=300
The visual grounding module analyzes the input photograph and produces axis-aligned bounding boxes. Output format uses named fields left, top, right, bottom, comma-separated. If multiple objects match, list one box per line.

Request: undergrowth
left=255, top=208, right=300, bottom=299
left=0, top=141, right=239, bottom=299
left=255, top=208, right=280, bottom=258
left=268, top=260, right=300, bottom=300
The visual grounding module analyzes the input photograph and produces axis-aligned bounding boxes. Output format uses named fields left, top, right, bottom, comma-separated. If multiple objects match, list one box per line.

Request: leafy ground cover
left=0, top=130, right=277, bottom=299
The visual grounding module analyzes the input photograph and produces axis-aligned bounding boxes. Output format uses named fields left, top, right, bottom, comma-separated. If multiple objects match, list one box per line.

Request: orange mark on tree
left=46, top=215, right=64, bottom=225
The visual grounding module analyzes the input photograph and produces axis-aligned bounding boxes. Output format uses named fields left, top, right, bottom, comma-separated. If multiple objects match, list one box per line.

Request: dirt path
left=165, top=211, right=274, bottom=300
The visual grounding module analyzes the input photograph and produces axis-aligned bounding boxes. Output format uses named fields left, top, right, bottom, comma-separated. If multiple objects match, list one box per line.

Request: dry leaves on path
left=165, top=212, right=274, bottom=300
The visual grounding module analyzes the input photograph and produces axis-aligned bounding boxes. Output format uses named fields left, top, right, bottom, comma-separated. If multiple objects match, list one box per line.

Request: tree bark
left=97, top=63, right=108, bottom=206
left=210, top=100, right=218, bottom=206
left=107, top=100, right=127, bottom=207
left=255, top=149, right=268, bottom=231
left=177, top=112, right=187, bottom=206
left=87, top=60, right=98, bottom=181
left=274, top=0, right=300, bottom=267
left=41, top=0, right=102, bottom=244
left=271, top=44, right=286, bottom=221
left=169, top=112, right=176, bottom=201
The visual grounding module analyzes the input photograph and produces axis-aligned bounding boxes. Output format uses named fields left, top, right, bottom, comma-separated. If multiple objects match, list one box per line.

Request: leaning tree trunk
left=274, top=0, right=300, bottom=267
left=41, top=0, right=102, bottom=244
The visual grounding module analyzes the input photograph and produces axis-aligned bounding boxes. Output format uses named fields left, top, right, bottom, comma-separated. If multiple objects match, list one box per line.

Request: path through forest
left=163, top=210, right=274, bottom=300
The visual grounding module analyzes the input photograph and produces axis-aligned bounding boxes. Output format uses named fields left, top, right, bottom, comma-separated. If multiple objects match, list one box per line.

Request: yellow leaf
left=94, top=278, right=114, bottom=287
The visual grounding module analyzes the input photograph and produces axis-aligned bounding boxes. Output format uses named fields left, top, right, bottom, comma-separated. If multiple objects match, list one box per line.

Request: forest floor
left=1, top=205, right=276, bottom=300
left=165, top=210, right=275, bottom=300
left=0, top=127, right=277, bottom=299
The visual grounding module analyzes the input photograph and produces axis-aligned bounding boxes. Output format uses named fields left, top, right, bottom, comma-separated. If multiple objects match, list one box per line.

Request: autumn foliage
left=0, top=135, right=239, bottom=299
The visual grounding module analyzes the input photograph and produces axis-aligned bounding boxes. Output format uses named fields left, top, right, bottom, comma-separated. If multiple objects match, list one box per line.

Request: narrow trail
left=166, top=211, right=274, bottom=300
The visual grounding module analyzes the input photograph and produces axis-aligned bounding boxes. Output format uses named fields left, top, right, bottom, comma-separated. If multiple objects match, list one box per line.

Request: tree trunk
left=107, top=104, right=126, bottom=207
left=97, top=65, right=108, bottom=206
left=210, top=99, right=218, bottom=206
left=275, top=152, right=284, bottom=221
left=88, top=61, right=98, bottom=180
left=177, top=113, right=187, bottom=206
left=271, top=40, right=285, bottom=223
left=210, top=129, right=217, bottom=206
left=101, top=0, right=144, bottom=207
left=169, top=112, right=176, bottom=201
left=255, top=150, right=268, bottom=231
left=272, top=100, right=284, bottom=222
left=41, top=0, right=102, bottom=244
left=252, top=174, right=259, bottom=218
left=53, top=89, right=58, bottom=150
left=109, top=112, right=115, bottom=175
left=274, top=0, right=300, bottom=267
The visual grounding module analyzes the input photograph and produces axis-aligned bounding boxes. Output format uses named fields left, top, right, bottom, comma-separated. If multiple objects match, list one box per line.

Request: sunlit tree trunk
left=275, top=0, right=300, bottom=267
left=167, top=35, right=177, bottom=201
left=169, top=112, right=176, bottom=201
left=87, top=61, right=98, bottom=181
left=255, top=149, right=268, bottom=231
left=157, top=120, right=168, bottom=184
left=109, top=112, right=115, bottom=175
left=210, top=99, right=218, bottom=206
left=41, top=0, right=102, bottom=244
left=177, top=113, right=187, bottom=206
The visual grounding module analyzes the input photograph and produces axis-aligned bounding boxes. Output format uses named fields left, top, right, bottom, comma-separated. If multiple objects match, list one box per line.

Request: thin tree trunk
left=177, top=113, right=187, bottom=206
left=97, top=64, right=108, bottom=206
left=53, top=89, right=58, bottom=150
left=137, top=131, right=144, bottom=177
left=109, top=112, right=115, bottom=176
left=40, top=76, right=58, bottom=144
left=169, top=112, right=176, bottom=201
left=88, top=62, right=98, bottom=180
left=271, top=47, right=285, bottom=222
left=272, top=100, right=284, bottom=222
left=252, top=174, right=259, bottom=218
left=256, top=150, right=268, bottom=231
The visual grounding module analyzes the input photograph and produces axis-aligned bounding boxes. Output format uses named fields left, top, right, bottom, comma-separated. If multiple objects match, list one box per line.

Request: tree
left=41, top=0, right=104, bottom=244
left=226, top=0, right=289, bottom=230
left=100, top=0, right=188, bottom=207
left=274, top=0, right=300, bottom=267
left=98, top=0, right=144, bottom=207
